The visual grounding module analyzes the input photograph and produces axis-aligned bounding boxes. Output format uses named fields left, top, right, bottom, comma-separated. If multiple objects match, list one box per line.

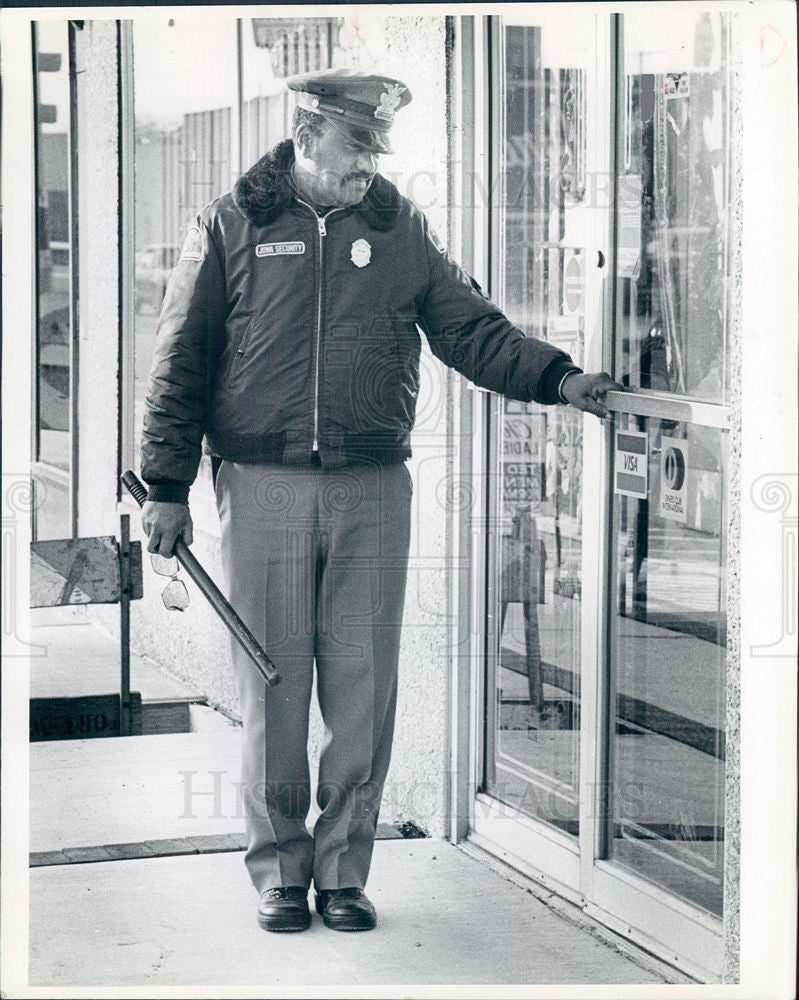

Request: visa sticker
left=614, top=429, right=648, bottom=499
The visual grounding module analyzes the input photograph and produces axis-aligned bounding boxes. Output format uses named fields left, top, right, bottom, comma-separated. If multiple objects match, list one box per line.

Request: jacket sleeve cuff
left=557, top=368, right=582, bottom=403
left=536, top=359, right=583, bottom=405
left=145, top=481, right=191, bottom=504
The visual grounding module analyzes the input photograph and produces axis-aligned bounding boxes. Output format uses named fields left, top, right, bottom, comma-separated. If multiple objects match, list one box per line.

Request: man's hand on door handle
left=559, top=371, right=623, bottom=419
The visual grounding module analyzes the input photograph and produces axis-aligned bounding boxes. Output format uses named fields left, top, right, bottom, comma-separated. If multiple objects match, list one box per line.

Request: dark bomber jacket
left=141, top=139, right=580, bottom=503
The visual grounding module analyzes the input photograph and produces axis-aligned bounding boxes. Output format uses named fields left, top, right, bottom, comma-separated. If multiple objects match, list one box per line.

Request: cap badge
left=298, top=92, right=321, bottom=111
left=374, top=82, right=406, bottom=122
left=350, top=239, right=372, bottom=268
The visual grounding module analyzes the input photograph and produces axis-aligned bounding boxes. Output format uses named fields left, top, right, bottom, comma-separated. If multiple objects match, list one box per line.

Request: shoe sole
left=320, top=916, right=376, bottom=931
left=257, top=915, right=311, bottom=933
left=317, top=907, right=377, bottom=931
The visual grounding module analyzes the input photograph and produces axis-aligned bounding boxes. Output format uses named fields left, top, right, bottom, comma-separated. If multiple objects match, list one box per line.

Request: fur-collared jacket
left=141, top=139, right=579, bottom=503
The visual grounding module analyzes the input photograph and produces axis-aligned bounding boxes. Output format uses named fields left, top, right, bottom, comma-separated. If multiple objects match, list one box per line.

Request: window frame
left=31, top=18, right=79, bottom=540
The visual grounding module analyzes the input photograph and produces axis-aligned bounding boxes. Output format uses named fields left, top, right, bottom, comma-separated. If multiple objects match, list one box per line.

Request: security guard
left=140, top=69, right=618, bottom=933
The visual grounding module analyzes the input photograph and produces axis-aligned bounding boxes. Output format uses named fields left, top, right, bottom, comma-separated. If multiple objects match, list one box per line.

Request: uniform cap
left=286, top=69, right=412, bottom=154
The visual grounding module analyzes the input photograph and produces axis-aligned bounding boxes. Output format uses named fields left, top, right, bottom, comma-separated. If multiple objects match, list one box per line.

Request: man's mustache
left=321, top=170, right=373, bottom=182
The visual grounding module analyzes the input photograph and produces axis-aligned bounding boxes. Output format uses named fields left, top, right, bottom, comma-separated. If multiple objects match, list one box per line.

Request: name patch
left=255, top=242, right=306, bottom=257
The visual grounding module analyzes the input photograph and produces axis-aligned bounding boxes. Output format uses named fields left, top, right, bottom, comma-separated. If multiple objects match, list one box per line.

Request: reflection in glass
left=608, top=415, right=727, bottom=916
left=33, top=20, right=72, bottom=538
left=487, top=13, right=591, bottom=835
left=132, top=18, right=344, bottom=526
left=242, top=18, right=339, bottom=165
left=132, top=20, right=242, bottom=528
left=616, top=11, right=734, bottom=403
left=132, top=18, right=239, bottom=416
left=605, top=10, right=735, bottom=917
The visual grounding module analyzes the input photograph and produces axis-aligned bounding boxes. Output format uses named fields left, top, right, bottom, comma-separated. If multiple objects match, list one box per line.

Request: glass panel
left=486, top=11, right=592, bottom=834
left=615, top=11, right=734, bottom=403
left=241, top=18, right=338, bottom=165
left=132, top=19, right=239, bottom=530
left=608, top=414, right=727, bottom=916
left=33, top=20, right=72, bottom=538
left=132, top=17, right=382, bottom=530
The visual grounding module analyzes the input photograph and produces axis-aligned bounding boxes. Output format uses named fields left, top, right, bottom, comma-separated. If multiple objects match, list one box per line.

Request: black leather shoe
left=314, top=888, right=376, bottom=931
left=257, top=886, right=311, bottom=932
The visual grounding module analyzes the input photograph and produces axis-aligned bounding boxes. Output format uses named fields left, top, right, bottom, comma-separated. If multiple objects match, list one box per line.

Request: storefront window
left=241, top=18, right=338, bottom=166
left=32, top=20, right=72, bottom=539
left=486, top=12, right=592, bottom=835
left=615, top=12, right=733, bottom=403
left=132, top=18, right=239, bottom=528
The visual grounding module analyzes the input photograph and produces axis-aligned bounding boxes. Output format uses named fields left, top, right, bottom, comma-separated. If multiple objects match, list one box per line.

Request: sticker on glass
left=617, top=174, right=642, bottom=279
left=659, top=436, right=689, bottom=523
left=614, top=429, right=648, bottom=499
left=664, top=73, right=690, bottom=98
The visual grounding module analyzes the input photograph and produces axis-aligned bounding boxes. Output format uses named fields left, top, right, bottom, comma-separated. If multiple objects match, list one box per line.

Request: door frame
left=463, top=6, right=614, bottom=908
left=451, top=10, right=727, bottom=981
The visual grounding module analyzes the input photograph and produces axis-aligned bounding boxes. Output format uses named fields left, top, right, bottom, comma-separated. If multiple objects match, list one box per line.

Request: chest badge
left=350, top=239, right=372, bottom=268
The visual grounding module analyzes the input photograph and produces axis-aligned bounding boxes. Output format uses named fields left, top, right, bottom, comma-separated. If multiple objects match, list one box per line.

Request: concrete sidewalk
left=29, top=606, right=203, bottom=701
left=30, top=729, right=420, bottom=858
left=30, top=731, right=243, bottom=852
left=29, top=839, right=667, bottom=990
left=26, top=615, right=672, bottom=991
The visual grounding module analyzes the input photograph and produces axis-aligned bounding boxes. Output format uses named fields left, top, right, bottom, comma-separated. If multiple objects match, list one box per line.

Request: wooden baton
left=121, top=470, right=280, bottom=687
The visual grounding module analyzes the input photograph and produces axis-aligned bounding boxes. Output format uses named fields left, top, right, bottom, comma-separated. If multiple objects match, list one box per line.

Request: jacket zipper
left=294, top=198, right=345, bottom=452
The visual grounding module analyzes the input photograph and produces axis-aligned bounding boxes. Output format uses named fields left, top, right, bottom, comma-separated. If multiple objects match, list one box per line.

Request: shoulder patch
left=428, top=224, right=446, bottom=254
left=179, top=225, right=205, bottom=262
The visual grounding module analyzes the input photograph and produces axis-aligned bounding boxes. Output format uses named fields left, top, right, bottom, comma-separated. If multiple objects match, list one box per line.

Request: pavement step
left=30, top=730, right=244, bottom=852
left=140, top=698, right=193, bottom=735
left=30, top=827, right=404, bottom=868
left=30, top=693, right=212, bottom=743
left=27, top=839, right=667, bottom=988
left=30, top=730, right=409, bottom=856
left=30, top=610, right=204, bottom=702
left=30, top=834, right=249, bottom=867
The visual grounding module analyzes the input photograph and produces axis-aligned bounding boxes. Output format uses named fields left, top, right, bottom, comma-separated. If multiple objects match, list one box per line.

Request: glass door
left=586, top=9, right=734, bottom=978
left=472, top=7, right=609, bottom=898
left=469, top=7, right=736, bottom=978
left=605, top=415, right=727, bottom=915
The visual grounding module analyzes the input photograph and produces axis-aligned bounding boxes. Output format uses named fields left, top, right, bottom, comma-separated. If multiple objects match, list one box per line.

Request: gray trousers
left=215, top=459, right=412, bottom=892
